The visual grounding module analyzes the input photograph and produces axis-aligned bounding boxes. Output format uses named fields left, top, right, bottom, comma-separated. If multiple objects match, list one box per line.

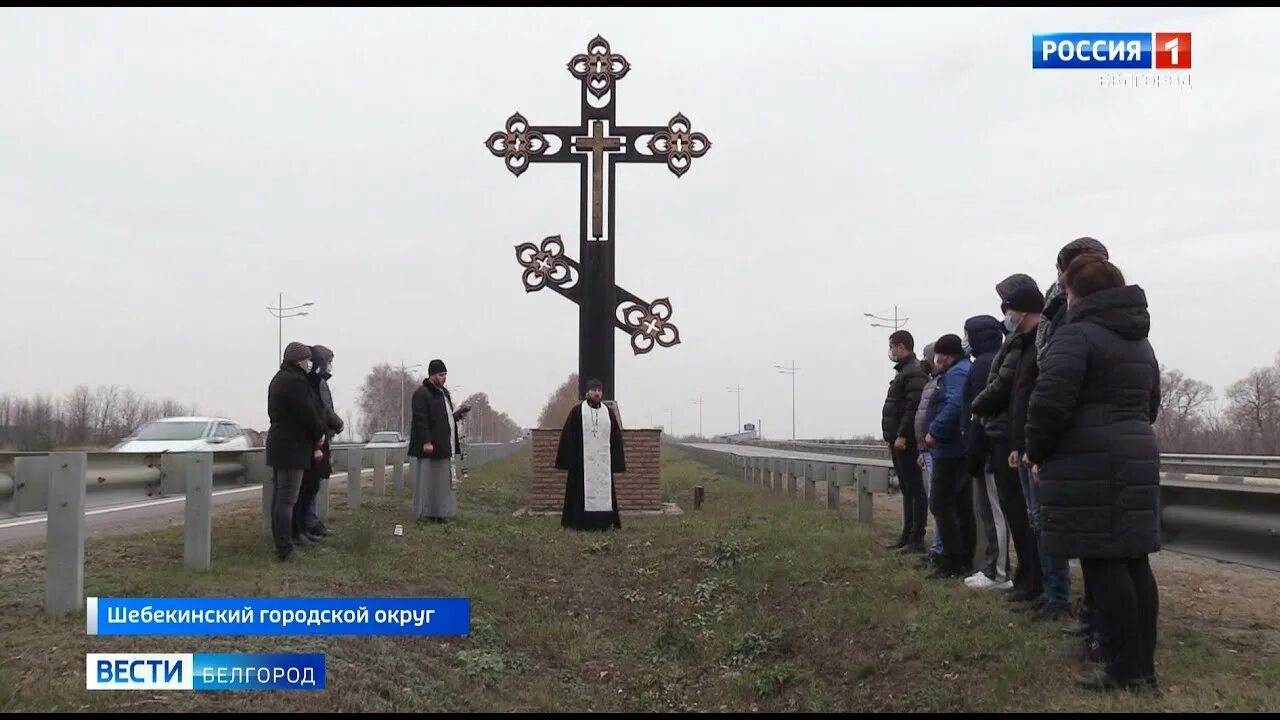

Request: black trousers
left=930, top=456, right=975, bottom=572
left=1080, top=556, right=1159, bottom=683
left=991, top=443, right=1040, bottom=597
left=292, top=467, right=322, bottom=539
left=889, top=441, right=928, bottom=545
left=270, top=467, right=304, bottom=555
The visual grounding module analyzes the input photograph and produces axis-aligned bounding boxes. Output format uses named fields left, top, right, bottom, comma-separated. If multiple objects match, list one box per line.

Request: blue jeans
left=1019, top=461, right=1070, bottom=605
left=923, top=453, right=944, bottom=555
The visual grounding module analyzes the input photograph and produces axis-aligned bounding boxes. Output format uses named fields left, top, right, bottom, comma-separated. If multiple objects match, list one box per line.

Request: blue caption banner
left=86, top=596, right=471, bottom=636
left=86, top=652, right=325, bottom=691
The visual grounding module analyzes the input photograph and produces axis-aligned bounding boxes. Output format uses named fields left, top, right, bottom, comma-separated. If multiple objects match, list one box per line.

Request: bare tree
left=1225, top=367, right=1280, bottom=453
left=536, top=373, right=581, bottom=429
left=64, top=385, right=95, bottom=448
left=458, top=392, right=524, bottom=443
left=94, top=385, right=120, bottom=445
left=357, top=363, right=415, bottom=441
left=1156, top=367, right=1215, bottom=451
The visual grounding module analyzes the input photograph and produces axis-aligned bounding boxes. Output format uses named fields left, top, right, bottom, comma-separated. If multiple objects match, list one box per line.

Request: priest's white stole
left=580, top=400, right=614, bottom=512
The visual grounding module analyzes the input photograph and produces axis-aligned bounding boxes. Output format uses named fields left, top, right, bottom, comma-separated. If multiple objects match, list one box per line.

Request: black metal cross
left=485, top=35, right=711, bottom=401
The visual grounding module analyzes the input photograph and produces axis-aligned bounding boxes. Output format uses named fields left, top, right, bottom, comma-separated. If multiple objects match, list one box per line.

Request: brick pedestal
left=529, top=428, right=662, bottom=513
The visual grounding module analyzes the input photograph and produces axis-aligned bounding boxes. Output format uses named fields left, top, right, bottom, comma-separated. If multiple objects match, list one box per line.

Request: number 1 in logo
left=1155, top=32, right=1192, bottom=69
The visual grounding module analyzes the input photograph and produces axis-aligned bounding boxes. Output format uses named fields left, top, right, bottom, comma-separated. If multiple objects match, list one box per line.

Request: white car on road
left=113, top=417, right=253, bottom=453
left=365, top=431, right=406, bottom=448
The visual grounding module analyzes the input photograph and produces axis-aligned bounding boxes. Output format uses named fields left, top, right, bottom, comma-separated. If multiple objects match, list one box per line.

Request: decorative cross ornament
left=486, top=35, right=711, bottom=400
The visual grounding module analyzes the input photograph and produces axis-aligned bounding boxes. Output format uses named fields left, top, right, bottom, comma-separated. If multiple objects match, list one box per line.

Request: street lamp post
left=726, top=385, right=742, bottom=434
left=399, top=361, right=423, bottom=437
left=774, top=361, right=799, bottom=441
left=266, top=293, right=314, bottom=362
left=691, top=396, right=704, bottom=438
left=864, top=305, right=909, bottom=331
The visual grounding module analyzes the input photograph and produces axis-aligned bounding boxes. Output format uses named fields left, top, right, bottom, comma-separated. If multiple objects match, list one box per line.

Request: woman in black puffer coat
left=1025, top=253, right=1162, bottom=692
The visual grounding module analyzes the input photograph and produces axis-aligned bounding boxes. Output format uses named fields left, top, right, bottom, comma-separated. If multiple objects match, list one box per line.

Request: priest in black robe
left=554, top=378, right=625, bottom=531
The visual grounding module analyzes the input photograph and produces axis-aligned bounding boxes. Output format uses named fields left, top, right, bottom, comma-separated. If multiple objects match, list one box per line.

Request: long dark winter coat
left=1025, top=285, right=1162, bottom=559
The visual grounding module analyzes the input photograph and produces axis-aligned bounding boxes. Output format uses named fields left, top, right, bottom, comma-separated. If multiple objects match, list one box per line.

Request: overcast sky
left=2, top=7, right=1277, bottom=440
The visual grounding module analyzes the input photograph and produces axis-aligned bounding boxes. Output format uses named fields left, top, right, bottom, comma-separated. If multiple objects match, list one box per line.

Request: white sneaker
left=962, top=571, right=987, bottom=587
left=966, top=573, right=1009, bottom=590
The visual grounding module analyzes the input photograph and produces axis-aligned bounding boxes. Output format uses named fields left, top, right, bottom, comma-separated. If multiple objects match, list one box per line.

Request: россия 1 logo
left=1032, top=32, right=1192, bottom=70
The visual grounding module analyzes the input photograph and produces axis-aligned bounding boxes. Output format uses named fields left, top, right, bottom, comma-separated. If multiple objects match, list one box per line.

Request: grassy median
left=0, top=446, right=1276, bottom=712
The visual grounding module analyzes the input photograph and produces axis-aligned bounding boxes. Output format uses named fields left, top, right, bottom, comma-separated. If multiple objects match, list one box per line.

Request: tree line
left=0, top=386, right=198, bottom=450
left=354, top=363, right=525, bottom=444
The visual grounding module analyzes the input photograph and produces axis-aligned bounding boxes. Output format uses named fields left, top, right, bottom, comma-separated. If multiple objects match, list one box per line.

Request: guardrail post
left=183, top=452, right=213, bottom=570
left=372, top=449, right=387, bottom=495
left=46, top=452, right=86, bottom=614
left=347, top=447, right=363, bottom=509
left=836, top=465, right=855, bottom=513
left=826, top=464, right=840, bottom=510
left=804, top=461, right=815, bottom=503
left=855, top=467, right=874, bottom=523
left=391, top=452, right=405, bottom=490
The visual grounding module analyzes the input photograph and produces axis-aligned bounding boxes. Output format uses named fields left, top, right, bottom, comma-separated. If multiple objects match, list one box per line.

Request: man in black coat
left=1026, top=254, right=1161, bottom=691
left=266, top=342, right=328, bottom=561
left=973, top=277, right=1052, bottom=611
left=407, top=359, right=471, bottom=522
left=881, top=329, right=929, bottom=553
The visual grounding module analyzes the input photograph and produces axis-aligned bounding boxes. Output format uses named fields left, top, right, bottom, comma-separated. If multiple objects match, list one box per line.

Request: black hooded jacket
left=1025, top=285, right=1162, bottom=559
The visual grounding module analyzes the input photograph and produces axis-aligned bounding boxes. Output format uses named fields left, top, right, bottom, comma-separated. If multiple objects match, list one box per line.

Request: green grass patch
left=0, top=446, right=1276, bottom=711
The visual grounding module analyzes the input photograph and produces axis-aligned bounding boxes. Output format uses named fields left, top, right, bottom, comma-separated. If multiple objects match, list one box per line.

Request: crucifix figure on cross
left=485, top=35, right=711, bottom=401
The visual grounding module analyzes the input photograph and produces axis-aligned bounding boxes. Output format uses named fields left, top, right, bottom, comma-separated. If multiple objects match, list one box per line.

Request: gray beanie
left=283, top=342, right=312, bottom=363
left=1056, top=237, right=1108, bottom=272
left=922, top=342, right=936, bottom=366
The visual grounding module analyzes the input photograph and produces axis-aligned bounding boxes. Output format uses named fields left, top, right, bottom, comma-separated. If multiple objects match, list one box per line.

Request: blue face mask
left=1003, top=313, right=1018, bottom=333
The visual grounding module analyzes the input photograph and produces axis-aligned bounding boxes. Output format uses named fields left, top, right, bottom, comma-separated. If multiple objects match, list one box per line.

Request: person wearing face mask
left=972, top=274, right=1050, bottom=614
left=266, top=341, right=328, bottom=562
left=923, top=333, right=975, bottom=579
left=880, top=330, right=929, bottom=553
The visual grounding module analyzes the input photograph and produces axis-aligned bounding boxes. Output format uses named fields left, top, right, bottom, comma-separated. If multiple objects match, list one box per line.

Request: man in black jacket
left=408, top=359, right=471, bottom=523
left=973, top=277, right=1054, bottom=613
left=266, top=342, right=327, bottom=561
left=881, top=330, right=928, bottom=553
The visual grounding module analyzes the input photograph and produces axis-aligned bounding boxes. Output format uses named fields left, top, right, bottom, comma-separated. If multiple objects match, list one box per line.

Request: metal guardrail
left=743, top=440, right=1280, bottom=480
left=682, top=441, right=1280, bottom=574
left=0, top=439, right=530, bottom=518
left=7, top=437, right=533, bottom=615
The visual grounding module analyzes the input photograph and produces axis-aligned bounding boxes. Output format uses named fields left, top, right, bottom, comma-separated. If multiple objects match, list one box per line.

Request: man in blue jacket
left=925, top=333, right=976, bottom=579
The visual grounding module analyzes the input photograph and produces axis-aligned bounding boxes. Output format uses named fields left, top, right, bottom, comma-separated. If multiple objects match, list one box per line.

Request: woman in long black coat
left=1025, top=253, right=1162, bottom=692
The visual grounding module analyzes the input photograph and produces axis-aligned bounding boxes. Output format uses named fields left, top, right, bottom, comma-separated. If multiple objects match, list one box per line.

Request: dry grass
left=0, top=446, right=1276, bottom=712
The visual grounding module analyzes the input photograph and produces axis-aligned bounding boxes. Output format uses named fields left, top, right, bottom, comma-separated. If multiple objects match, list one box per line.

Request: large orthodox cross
left=485, top=35, right=711, bottom=400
